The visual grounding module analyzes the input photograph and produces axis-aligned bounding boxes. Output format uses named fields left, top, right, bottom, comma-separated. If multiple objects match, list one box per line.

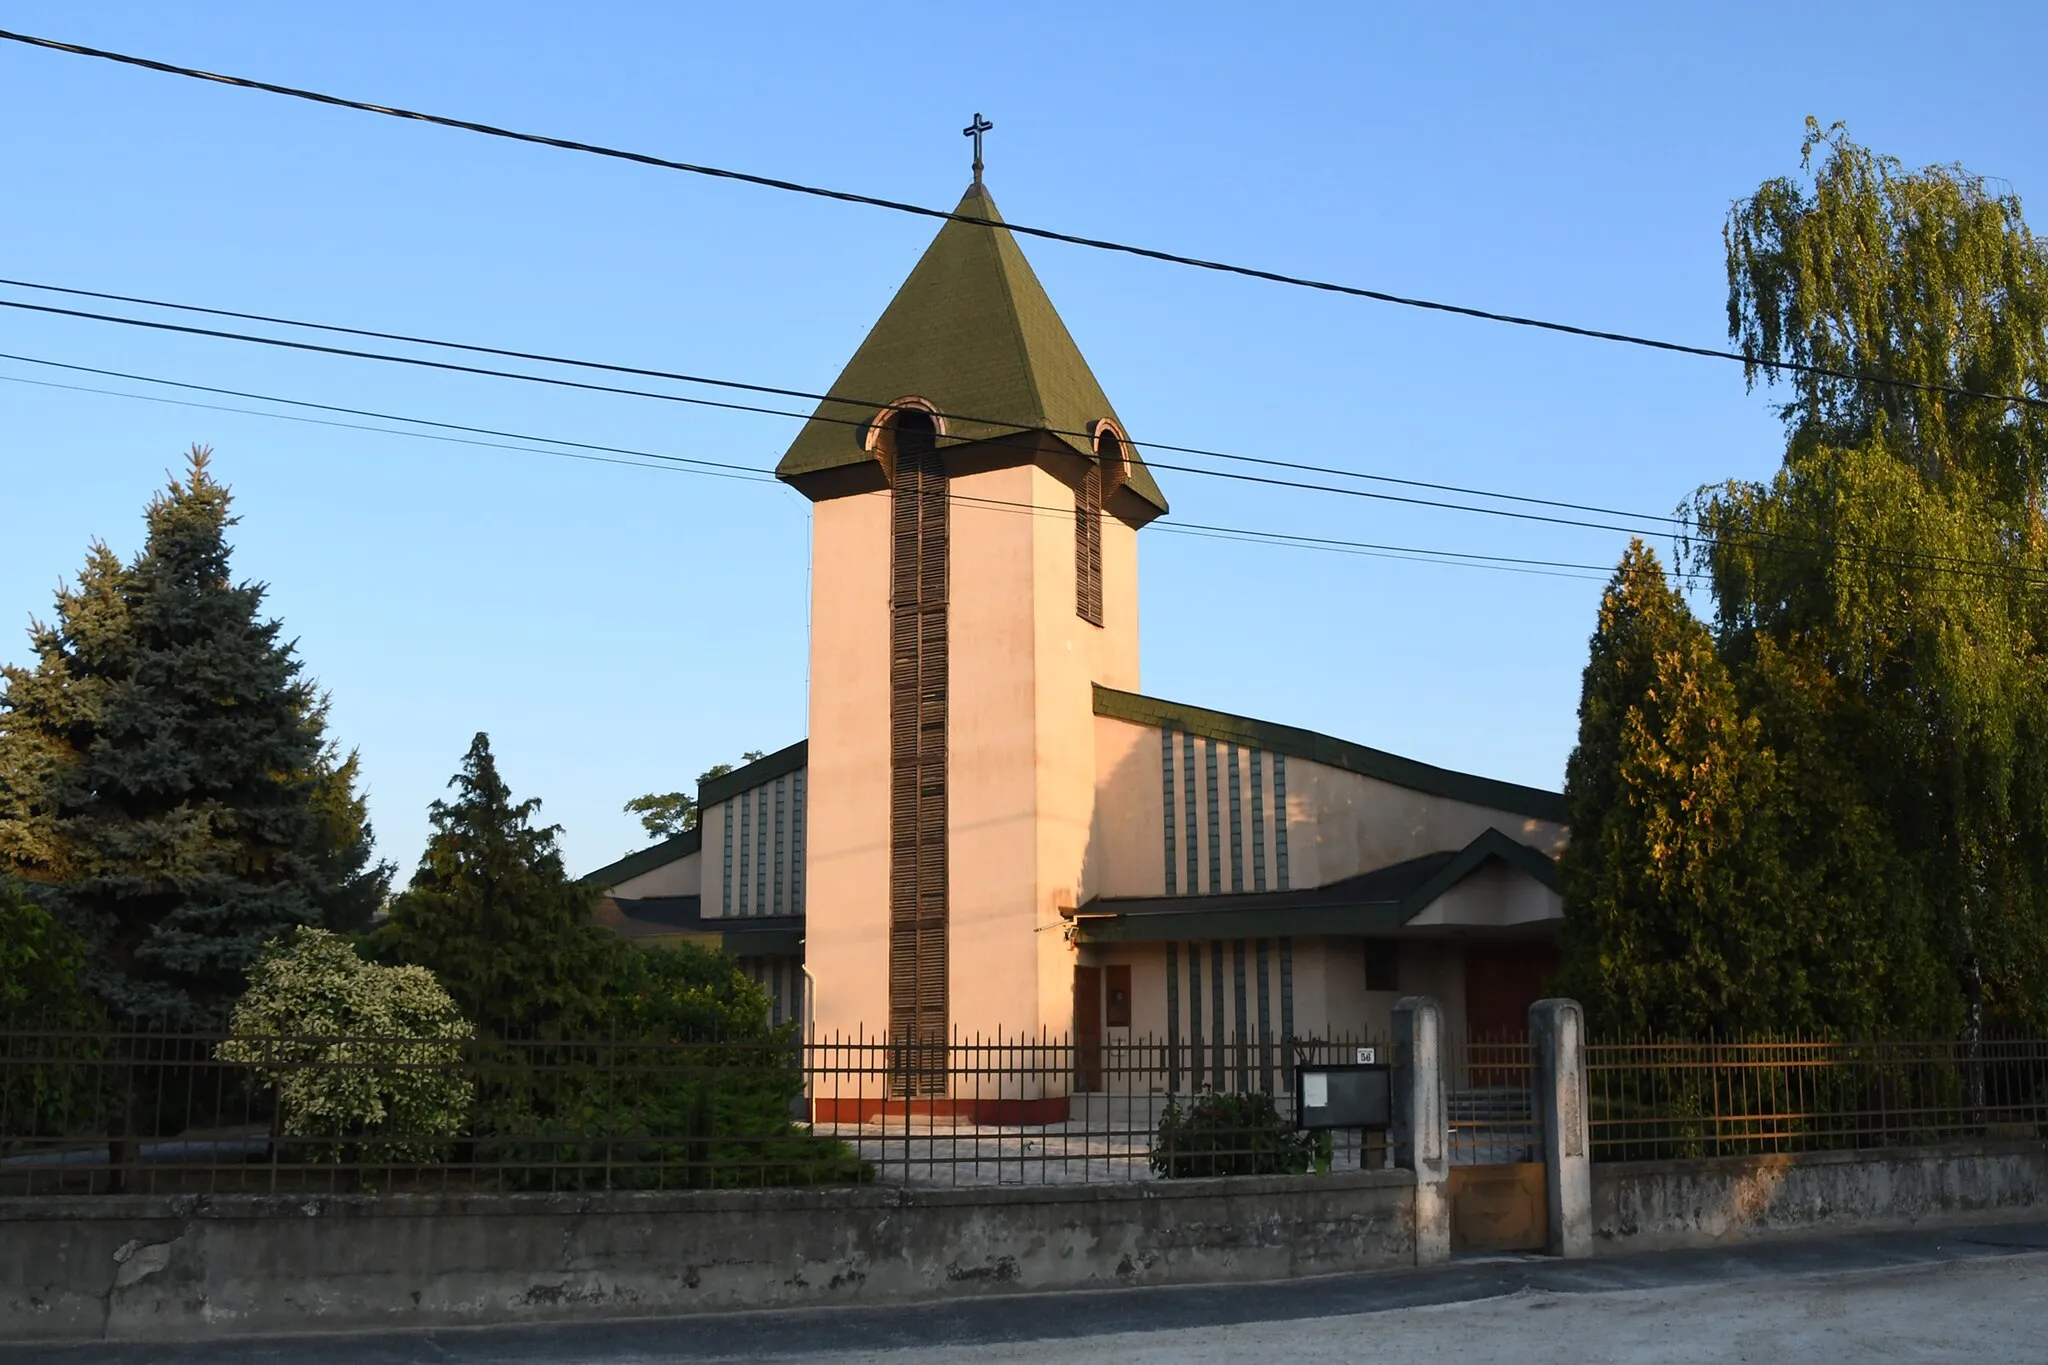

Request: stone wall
left=1593, top=1141, right=2048, bottom=1253
left=0, top=1170, right=1416, bottom=1343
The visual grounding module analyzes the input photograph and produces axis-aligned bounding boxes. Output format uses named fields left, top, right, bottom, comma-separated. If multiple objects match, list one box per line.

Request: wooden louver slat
left=1076, top=459, right=1103, bottom=627
left=887, top=412, right=949, bottom=1096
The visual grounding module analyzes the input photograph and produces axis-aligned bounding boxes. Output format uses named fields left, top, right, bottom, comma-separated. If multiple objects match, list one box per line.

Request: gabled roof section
left=698, top=740, right=808, bottom=809
left=1094, top=686, right=1569, bottom=824
left=581, top=826, right=701, bottom=889
left=775, top=183, right=1167, bottom=516
left=593, top=894, right=804, bottom=956
left=1070, top=828, right=1558, bottom=943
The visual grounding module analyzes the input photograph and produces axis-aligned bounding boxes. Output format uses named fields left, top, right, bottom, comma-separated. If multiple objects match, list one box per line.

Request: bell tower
left=778, top=181, right=1168, bottom=1063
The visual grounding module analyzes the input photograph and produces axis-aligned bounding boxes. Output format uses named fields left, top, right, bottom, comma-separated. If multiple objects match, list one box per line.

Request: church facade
left=586, top=179, right=1569, bottom=1101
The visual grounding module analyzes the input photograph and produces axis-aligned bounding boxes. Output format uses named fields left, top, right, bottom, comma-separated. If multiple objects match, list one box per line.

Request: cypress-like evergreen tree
left=1556, top=541, right=1799, bottom=1036
left=0, top=449, right=386, bottom=1025
left=377, top=732, right=615, bottom=1036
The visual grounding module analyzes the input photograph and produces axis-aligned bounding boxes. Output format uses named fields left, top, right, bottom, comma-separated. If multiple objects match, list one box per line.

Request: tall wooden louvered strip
left=1076, top=461, right=1104, bottom=626
left=887, top=425, right=949, bottom=1095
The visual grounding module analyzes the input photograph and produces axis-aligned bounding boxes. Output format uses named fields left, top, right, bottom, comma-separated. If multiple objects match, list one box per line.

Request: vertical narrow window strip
left=774, top=776, right=787, bottom=915
left=1256, top=939, right=1273, bottom=1093
left=1227, top=745, right=1244, bottom=893
left=1204, top=740, right=1222, bottom=895
left=1076, top=459, right=1103, bottom=626
left=721, top=803, right=733, bottom=917
left=1231, top=939, right=1249, bottom=1093
left=1209, top=941, right=1226, bottom=1092
left=1280, top=937, right=1296, bottom=1049
left=792, top=770, right=806, bottom=917
left=1165, top=942, right=1181, bottom=1092
left=756, top=788, right=768, bottom=919
left=1161, top=726, right=1178, bottom=895
left=1274, top=755, right=1291, bottom=891
left=1249, top=750, right=1268, bottom=892
left=1182, top=732, right=1199, bottom=896
left=771, top=959, right=784, bottom=1027
left=745, top=789, right=761, bottom=916
left=1188, top=942, right=1203, bottom=1088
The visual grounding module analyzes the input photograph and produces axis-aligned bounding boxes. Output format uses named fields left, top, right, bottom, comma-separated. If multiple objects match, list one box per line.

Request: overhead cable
left=2, top=27, right=2043, bottom=415
left=0, top=351, right=1618, bottom=582
left=0, top=275, right=1681, bottom=527
left=4, top=288, right=2040, bottom=584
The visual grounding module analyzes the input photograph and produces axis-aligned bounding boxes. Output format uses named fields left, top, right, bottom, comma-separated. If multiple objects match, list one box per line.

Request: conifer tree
left=0, top=449, right=385, bottom=1024
left=1556, top=541, right=1795, bottom=1036
left=378, top=732, right=615, bottom=1036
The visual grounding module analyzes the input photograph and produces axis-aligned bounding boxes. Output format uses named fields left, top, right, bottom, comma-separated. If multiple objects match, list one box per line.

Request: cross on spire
left=962, top=113, right=993, bottom=185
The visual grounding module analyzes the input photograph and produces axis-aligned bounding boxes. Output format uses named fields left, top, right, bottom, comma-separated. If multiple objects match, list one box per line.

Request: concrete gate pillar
left=1392, top=995, right=1450, bottom=1266
left=1529, top=997, right=1592, bottom=1257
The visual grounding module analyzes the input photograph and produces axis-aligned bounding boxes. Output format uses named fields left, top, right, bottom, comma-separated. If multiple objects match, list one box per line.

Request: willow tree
left=1699, top=121, right=2048, bottom=1045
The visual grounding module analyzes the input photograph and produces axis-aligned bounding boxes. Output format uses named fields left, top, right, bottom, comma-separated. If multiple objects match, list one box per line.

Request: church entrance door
left=1073, top=966, right=1103, bottom=1092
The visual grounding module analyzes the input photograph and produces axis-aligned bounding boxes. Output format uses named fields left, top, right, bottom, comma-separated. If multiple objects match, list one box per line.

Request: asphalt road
left=6, top=1221, right=2047, bottom=1364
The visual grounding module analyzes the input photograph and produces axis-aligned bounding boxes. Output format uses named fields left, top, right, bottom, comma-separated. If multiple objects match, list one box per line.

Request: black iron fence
left=0, top=1028, right=1387, bottom=1194
left=1586, top=1037, right=2048, bottom=1162
left=1444, top=1037, right=1535, bottom=1165
left=17, top=1026, right=2037, bottom=1189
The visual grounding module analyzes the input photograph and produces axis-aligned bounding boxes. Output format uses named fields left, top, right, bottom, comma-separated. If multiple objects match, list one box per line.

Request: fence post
left=1392, top=996, right=1450, bottom=1266
left=1529, top=998, right=1592, bottom=1258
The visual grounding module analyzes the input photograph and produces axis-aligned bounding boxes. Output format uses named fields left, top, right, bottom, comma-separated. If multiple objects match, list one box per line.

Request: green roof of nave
left=775, top=183, right=1168, bottom=513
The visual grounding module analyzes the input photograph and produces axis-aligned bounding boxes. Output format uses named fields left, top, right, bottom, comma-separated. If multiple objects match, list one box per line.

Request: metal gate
left=1446, top=1038, right=1546, bottom=1253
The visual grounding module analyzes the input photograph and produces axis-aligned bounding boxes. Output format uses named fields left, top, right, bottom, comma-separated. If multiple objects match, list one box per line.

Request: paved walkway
left=6, top=1221, right=2045, bottom=1363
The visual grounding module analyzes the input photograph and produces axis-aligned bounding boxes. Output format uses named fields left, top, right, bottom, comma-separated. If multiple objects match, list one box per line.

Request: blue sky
left=4, top=1, right=2044, bottom=878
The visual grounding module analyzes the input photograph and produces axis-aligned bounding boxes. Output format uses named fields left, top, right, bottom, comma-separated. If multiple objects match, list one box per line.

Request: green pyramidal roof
left=775, top=183, right=1167, bottom=516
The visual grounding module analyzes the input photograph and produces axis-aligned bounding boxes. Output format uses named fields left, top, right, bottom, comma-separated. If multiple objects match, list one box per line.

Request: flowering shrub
left=217, top=927, right=474, bottom=1161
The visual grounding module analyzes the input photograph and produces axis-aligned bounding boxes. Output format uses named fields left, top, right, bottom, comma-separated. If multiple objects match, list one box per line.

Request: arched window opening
left=1094, top=425, right=1130, bottom=496
left=871, top=404, right=940, bottom=483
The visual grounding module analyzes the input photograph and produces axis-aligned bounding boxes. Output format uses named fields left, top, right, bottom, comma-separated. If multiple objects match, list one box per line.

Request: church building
left=586, top=172, right=1569, bottom=1105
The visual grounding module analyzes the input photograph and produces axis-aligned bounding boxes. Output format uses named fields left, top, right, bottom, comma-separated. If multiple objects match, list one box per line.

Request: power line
left=3, top=26, right=2042, bottom=417
left=5, top=287, right=2041, bottom=585
left=0, top=351, right=1618, bottom=583
left=0, top=293, right=1679, bottom=541
left=0, top=275, right=1683, bottom=528
left=5, top=344, right=2035, bottom=601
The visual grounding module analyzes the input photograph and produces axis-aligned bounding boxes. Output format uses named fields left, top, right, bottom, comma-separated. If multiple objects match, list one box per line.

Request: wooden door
left=1462, top=943, right=1561, bottom=1041
left=1074, top=966, right=1103, bottom=1092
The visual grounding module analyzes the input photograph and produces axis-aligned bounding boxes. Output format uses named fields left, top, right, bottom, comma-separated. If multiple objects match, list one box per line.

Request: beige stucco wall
left=802, top=464, right=1142, bottom=1054
left=1091, top=717, right=1165, bottom=899
left=949, top=464, right=1146, bottom=1047
left=1398, top=940, right=1469, bottom=1042
left=1083, top=714, right=1566, bottom=904
left=1407, top=862, right=1562, bottom=928
left=803, top=493, right=892, bottom=1039
left=947, top=464, right=1047, bottom=1040
left=1285, top=760, right=1566, bottom=889
left=611, top=847, right=702, bottom=901
left=697, top=803, right=727, bottom=917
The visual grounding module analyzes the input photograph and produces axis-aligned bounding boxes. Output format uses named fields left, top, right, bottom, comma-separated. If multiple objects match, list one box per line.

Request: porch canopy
left=1067, top=827, right=1561, bottom=944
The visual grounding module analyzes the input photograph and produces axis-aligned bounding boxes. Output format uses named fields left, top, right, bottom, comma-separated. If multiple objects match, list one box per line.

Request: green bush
left=217, top=927, right=474, bottom=1162
left=0, top=881, right=109, bottom=1153
left=469, top=946, right=869, bottom=1190
left=1150, top=1090, right=1323, bottom=1179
